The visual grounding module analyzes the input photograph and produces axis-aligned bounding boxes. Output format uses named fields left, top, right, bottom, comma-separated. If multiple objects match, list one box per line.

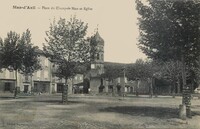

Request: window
left=96, top=53, right=100, bottom=60
left=4, top=83, right=11, bottom=91
left=25, top=76, right=29, bottom=81
left=42, top=84, right=46, bottom=92
left=91, top=64, right=95, bottom=69
left=97, top=65, right=100, bottom=69
left=34, top=83, right=38, bottom=92
left=57, top=84, right=63, bottom=93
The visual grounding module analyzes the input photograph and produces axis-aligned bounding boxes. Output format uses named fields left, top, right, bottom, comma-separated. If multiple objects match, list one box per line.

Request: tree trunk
left=181, top=56, right=192, bottom=118
left=72, top=78, right=74, bottom=94
left=149, top=78, right=153, bottom=98
left=179, top=104, right=186, bottom=120
left=181, top=57, right=187, bottom=102
left=169, top=85, right=172, bottom=94
left=172, top=81, right=176, bottom=98
left=14, top=70, right=18, bottom=98
left=136, top=80, right=140, bottom=97
left=62, top=78, right=68, bottom=104
left=191, top=80, right=194, bottom=94
left=177, top=78, right=181, bottom=94
left=153, top=78, right=158, bottom=98
left=30, top=75, right=33, bottom=93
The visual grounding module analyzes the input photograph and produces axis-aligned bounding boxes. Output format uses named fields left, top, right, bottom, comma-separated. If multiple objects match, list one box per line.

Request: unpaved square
left=0, top=94, right=200, bottom=129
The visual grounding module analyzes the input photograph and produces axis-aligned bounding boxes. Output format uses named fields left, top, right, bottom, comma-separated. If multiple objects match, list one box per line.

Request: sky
left=0, top=0, right=146, bottom=63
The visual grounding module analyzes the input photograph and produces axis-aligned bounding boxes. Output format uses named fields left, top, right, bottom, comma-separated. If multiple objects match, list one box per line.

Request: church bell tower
left=89, top=31, right=105, bottom=93
left=90, top=31, right=104, bottom=74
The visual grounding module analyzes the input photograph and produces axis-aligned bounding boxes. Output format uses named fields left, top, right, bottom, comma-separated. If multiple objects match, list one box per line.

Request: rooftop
left=91, top=32, right=104, bottom=45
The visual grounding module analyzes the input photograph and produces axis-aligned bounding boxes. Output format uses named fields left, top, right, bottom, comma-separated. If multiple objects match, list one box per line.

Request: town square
left=1, top=0, right=200, bottom=129
left=0, top=93, right=200, bottom=129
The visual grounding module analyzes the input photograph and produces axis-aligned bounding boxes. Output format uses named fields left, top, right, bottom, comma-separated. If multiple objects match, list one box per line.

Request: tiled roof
left=104, top=61, right=131, bottom=66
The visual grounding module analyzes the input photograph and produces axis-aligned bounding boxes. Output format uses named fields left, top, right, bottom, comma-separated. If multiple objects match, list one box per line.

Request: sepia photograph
left=0, top=0, right=200, bottom=128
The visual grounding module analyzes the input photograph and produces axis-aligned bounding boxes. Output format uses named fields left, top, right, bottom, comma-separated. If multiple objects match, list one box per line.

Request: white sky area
left=0, top=0, right=146, bottom=63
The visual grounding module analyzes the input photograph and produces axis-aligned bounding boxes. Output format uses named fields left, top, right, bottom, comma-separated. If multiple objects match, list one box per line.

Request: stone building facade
left=0, top=50, right=83, bottom=94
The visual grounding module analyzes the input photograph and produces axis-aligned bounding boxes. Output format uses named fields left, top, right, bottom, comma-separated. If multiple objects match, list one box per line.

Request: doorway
left=24, top=85, right=29, bottom=93
left=57, top=83, right=63, bottom=93
left=4, top=82, right=11, bottom=92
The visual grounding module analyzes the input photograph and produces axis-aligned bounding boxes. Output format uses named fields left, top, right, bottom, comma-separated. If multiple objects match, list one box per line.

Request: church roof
left=91, top=32, right=104, bottom=45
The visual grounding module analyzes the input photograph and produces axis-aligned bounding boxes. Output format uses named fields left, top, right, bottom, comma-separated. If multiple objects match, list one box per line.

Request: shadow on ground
left=100, top=106, right=179, bottom=119
left=0, top=96, right=35, bottom=100
left=100, top=106, right=200, bottom=119
left=0, top=96, right=14, bottom=99
left=34, top=99, right=84, bottom=105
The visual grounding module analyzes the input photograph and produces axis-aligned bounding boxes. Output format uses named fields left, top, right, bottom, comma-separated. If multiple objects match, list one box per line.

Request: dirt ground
left=0, top=93, right=200, bottom=129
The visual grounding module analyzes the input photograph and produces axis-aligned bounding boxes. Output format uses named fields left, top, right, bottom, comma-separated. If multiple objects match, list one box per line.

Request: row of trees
left=135, top=0, right=200, bottom=118
left=102, top=58, right=200, bottom=97
left=0, top=29, right=41, bottom=98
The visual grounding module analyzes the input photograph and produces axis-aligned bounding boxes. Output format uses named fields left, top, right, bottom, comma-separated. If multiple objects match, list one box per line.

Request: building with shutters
left=0, top=49, right=52, bottom=94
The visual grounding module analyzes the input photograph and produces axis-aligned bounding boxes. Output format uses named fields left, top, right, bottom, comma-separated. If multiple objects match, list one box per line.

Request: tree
left=136, top=0, right=200, bottom=118
left=19, top=30, right=41, bottom=91
left=43, top=17, right=91, bottom=103
left=145, top=60, right=161, bottom=98
left=101, top=62, right=124, bottom=94
left=2, top=31, right=22, bottom=98
left=126, top=59, right=146, bottom=80
left=0, top=38, right=3, bottom=71
left=161, top=60, right=183, bottom=97
left=195, top=58, right=200, bottom=87
left=20, top=30, right=41, bottom=75
left=1, top=30, right=41, bottom=98
left=126, top=59, right=145, bottom=97
left=126, top=59, right=161, bottom=97
left=102, top=62, right=124, bottom=82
